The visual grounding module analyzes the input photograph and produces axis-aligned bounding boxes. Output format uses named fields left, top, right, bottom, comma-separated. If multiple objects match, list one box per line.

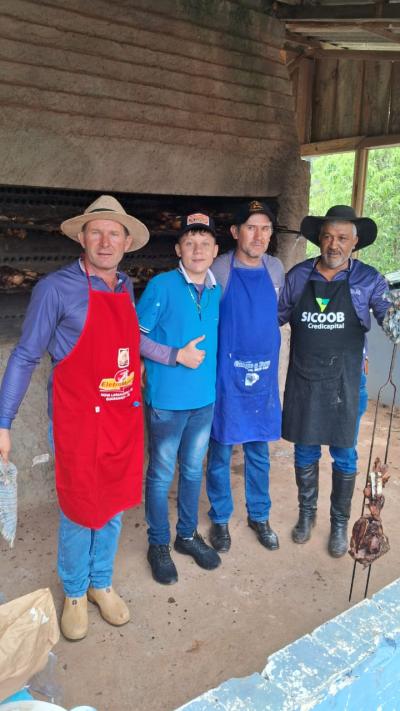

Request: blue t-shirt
left=137, top=269, right=221, bottom=410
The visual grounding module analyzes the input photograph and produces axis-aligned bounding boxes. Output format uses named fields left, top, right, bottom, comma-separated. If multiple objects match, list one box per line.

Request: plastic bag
left=382, top=288, right=400, bottom=344
left=0, top=588, right=60, bottom=702
left=0, top=459, right=17, bottom=547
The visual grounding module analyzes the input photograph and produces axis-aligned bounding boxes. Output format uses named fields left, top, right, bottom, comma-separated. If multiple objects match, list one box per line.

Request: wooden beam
left=301, top=136, right=364, bottom=157
left=295, top=58, right=314, bottom=144
left=301, top=133, right=400, bottom=157
left=311, top=49, right=400, bottom=61
left=362, top=24, right=400, bottom=44
left=352, top=148, right=369, bottom=215
left=361, top=133, right=400, bottom=149
left=282, top=5, right=400, bottom=21
left=285, top=31, right=327, bottom=50
left=286, top=21, right=400, bottom=33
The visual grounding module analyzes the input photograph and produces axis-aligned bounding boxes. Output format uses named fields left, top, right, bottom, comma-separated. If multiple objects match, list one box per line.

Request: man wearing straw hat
left=279, top=205, right=392, bottom=558
left=0, top=195, right=149, bottom=640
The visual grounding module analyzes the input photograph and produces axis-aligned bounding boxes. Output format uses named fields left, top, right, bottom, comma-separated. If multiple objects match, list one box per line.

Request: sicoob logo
left=301, top=297, right=345, bottom=330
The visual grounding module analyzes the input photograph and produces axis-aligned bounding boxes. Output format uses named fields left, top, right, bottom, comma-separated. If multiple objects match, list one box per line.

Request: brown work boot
left=87, top=586, right=130, bottom=626
left=61, top=595, right=88, bottom=641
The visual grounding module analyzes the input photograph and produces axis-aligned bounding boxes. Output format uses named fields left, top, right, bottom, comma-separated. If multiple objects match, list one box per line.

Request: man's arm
left=0, top=429, right=11, bottom=463
left=369, top=271, right=391, bottom=326
left=278, top=271, right=296, bottom=326
left=137, top=277, right=205, bottom=369
left=0, top=277, right=61, bottom=456
left=140, top=332, right=205, bottom=369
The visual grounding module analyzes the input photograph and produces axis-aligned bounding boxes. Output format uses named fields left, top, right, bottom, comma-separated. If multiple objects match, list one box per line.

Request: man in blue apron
left=279, top=205, right=392, bottom=558
left=207, top=201, right=284, bottom=553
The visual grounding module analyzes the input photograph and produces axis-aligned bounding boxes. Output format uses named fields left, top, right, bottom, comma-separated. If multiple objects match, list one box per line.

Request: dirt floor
left=1, top=399, right=400, bottom=711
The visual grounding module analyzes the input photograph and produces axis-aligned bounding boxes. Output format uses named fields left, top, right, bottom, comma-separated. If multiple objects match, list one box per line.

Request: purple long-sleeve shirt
left=0, top=260, right=172, bottom=428
left=279, top=257, right=390, bottom=328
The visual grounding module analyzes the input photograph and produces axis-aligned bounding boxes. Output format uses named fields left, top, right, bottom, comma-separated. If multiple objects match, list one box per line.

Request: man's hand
left=177, top=335, right=206, bottom=369
left=0, top=428, right=11, bottom=464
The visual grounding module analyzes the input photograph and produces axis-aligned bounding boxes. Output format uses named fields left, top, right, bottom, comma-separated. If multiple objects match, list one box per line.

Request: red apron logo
left=118, top=347, right=130, bottom=368
left=99, top=369, right=135, bottom=392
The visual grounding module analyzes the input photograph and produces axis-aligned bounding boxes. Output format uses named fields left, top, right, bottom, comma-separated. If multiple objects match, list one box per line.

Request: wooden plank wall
left=309, top=57, right=400, bottom=142
left=0, top=0, right=305, bottom=203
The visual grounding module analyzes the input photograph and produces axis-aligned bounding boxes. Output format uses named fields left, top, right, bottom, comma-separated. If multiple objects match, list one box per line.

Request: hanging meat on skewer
left=349, top=457, right=390, bottom=568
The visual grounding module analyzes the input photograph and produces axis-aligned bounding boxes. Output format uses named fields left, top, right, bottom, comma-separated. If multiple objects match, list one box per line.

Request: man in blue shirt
left=137, top=213, right=222, bottom=585
left=279, top=205, right=394, bottom=558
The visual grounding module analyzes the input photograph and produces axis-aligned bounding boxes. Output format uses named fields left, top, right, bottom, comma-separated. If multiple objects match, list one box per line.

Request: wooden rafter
left=362, top=23, right=400, bottom=44
left=284, top=31, right=330, bottom=50
left=279, top=5, right=400, bottom=21
left=286, top=21, right=400, bottom=34
left=310, top=49, right=400, bottom=61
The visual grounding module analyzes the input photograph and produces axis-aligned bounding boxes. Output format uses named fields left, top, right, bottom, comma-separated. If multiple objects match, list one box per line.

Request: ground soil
left=1, top=400, right=399, bottom=711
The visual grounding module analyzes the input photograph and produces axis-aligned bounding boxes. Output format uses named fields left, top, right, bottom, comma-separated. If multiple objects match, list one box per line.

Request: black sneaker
left=174, top=531, right=221, bottom=570
left=147, top=544, right=178, bottom=585
left=209, top=523, right=231, bottom=552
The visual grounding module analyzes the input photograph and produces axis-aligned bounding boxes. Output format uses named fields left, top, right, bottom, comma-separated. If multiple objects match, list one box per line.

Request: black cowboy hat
left=301, top=205, right=377, bottom=250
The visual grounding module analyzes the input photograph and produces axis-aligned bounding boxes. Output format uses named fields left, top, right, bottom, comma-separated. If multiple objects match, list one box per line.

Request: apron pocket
left=230, top=353, right=274, bottom=394
left=292, top=350, right=344, bottom=382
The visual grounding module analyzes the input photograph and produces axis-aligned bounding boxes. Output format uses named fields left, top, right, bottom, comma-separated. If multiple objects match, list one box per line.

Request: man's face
left=175, top=230, right=218, bottom=276
left=231, top=213, right=273, bottom=262
left=319, top=221, right=358, bottom=270
left=78, top=219, right=132, bottom=273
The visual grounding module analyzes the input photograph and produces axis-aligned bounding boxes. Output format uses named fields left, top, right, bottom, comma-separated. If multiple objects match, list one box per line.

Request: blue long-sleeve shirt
left=278, top=257, right=390, bottom=329
left=0, top=260, right=172, bottom=428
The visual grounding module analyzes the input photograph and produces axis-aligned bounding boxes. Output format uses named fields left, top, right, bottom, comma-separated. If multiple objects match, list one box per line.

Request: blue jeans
left=206, top=439, right=271, bottom=523
left=48, top=422, right=123, bottom=597
left=295, top=373, right=368, bottom=474
left=145, top=403, right=214, bottom=545
left=57, top=511, right=122, bottom=597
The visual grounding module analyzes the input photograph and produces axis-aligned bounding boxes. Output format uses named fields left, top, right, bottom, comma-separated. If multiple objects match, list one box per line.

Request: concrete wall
left=367, top=318, right=399, bottom=407
left=177, top=577, right=400, bottom=710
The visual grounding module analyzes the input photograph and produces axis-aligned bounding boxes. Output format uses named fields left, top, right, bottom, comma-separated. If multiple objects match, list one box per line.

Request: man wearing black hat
left=279, top=205, right=392, bottom=557
left=206, top=200, right=284, bottom=553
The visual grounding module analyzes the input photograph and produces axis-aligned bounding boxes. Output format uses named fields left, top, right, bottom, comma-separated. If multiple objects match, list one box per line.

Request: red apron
left=52, top=269, right=144, bottom=529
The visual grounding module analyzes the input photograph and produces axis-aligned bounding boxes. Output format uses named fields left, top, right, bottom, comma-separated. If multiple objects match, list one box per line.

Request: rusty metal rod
left=348, top=343, right=398, bottom=603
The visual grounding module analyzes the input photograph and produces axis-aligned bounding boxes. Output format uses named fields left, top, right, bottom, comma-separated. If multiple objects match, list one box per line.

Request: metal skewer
left=348, top=343, right=398, bottom=602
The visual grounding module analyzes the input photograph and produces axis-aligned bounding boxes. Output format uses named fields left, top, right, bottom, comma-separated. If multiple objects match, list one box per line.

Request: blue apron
left=211, top=254, right=281, bottom=444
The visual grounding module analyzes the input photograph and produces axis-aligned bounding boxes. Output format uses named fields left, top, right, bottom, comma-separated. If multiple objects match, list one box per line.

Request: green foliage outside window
left=307, top=148, right=400, bottom=276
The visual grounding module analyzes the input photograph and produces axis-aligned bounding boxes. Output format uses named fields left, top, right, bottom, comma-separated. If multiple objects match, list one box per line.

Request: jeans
left=145, top=403, right=214, bottom=545
left=206, top=439, right=271, bottom=523
left=57, top=511, right=123, bottom=597
left=48, top=421, right=123, bottom=597
left=294, top=373, right=368, bottom=474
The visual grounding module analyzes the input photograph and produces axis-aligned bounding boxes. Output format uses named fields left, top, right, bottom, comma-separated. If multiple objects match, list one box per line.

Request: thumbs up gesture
left=177, top=335, right=206, bottom=369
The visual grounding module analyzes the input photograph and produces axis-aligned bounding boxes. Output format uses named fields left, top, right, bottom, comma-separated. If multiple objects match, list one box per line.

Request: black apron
left=282, top=273, right=366, bottom=448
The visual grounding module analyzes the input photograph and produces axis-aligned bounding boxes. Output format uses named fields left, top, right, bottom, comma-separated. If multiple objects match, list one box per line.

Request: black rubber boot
left=292, top=462, right=319, bottom=544
left=328, top=469, right=356, bottom=558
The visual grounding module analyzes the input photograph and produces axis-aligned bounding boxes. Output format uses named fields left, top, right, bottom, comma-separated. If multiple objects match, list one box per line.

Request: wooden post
left=294, top=57, right=314, bottom=144
left=352, top=147, right=369, bottom=259
left=352, top=147, right=369, bottom=215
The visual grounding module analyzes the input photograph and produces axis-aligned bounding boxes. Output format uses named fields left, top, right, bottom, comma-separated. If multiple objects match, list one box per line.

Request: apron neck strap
left=82, top=257, right=93, bottom=292
left=81, top=257, right=127, bottom=294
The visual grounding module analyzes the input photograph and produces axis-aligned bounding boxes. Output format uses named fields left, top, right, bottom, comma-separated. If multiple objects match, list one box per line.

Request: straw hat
left=60, top=195, right=149, bottom=252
